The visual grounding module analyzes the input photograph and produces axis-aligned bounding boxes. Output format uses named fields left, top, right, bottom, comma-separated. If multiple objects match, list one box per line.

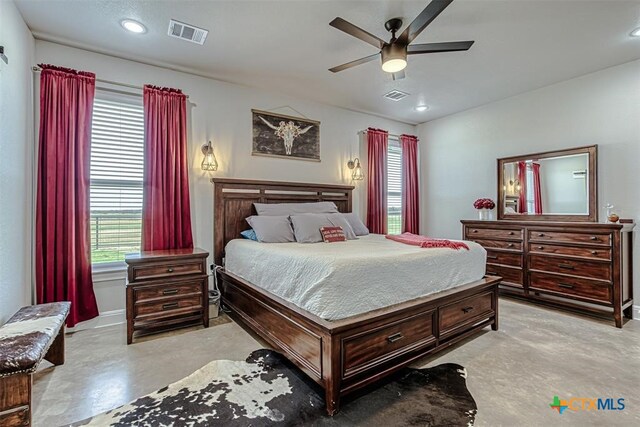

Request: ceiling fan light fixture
left=631, top=27, right=640, bottom=37
left=381, top=44, right=407, bottom=73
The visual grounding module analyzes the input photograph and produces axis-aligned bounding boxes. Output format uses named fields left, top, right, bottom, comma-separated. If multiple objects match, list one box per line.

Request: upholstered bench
left=0, top=302, right=70, bottom=426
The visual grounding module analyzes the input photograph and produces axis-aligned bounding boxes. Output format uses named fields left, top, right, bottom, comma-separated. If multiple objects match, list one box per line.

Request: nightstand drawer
left=134, top=294, right=203, bottom=319
left=130, top=260, right=205, bottom=281
left=134, top=280, right=204, bottom=302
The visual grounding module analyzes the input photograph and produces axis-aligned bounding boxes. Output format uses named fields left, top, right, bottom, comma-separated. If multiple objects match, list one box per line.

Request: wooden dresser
left=461, top=220, right=634, bottom=327
left=125, top=248, right=209, bottom=344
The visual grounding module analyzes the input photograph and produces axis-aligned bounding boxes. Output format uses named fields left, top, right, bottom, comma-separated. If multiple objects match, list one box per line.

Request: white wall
left=417, top=59, right=640, bottom=304
left=35, top=41, right=415, bottom=325
left=0, top=1, right=35, bottom=323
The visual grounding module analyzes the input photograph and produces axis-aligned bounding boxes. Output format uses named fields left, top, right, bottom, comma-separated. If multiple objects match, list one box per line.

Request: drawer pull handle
left=558, top=263, right=575, bottom=270
left=508, top=231, right=514, bottom=235
left=507, top=243, right=514, bottom=248
left=162, top=302, right=179, bottom=310
left=591, top=251, right=598, bottom=255
left=387, top=333, right=404, bottom=343
left=558, top=283, right=574, bottom=289
left=163, top=289, right=178, bottom=295
left=590, top=236, right=599, bottom=241
left=538, top=233, right=545, bottom=237
left=487, top=255, right=498, bottom=260
left=167, top=267, right=174, bottom=273
left=472, top=229, right=478, bottom=233
left=537, top=246, right=544, bottom=250
left=462, top=306, right=474, bottom=314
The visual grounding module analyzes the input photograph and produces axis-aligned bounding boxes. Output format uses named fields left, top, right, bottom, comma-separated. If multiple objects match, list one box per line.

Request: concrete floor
left=33, top=299, right=640, bottom=426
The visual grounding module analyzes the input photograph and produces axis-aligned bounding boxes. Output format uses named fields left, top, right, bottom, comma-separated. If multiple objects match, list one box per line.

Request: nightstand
left=125, top=248, right=209, bottom=344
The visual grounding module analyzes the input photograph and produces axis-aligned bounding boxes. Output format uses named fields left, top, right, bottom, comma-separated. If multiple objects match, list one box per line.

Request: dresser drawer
left=466, top=227, right=522, bottom=241
left=130, top=260, right=206, bottom=282
left=529, top=255, right=610, bottom=282
left=0, top=406, right=30, bottom=427
left=528, top=244, right=611, bottom=261
left=485, top=264, right=523, bottom=287
left=343, top=310, right=436, bottom=378
left=133, top=280, right=204, bottom=302
left=528, top=230, right=611, bottom=246
left=439, top=291, right=494, bottom=334
left=486, top=251, right=522, bottom=267
left=134, top=294, right=203, bottom=319
left=472, top=239, right=522, bottom=252
left=529, top=272, right=611, bottom=303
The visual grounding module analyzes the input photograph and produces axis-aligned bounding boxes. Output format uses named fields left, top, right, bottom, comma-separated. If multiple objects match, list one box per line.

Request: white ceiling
left=15, top=0, right=640, bottom=124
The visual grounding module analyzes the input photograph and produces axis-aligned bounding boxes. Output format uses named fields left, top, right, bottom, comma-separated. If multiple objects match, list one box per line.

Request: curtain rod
left=357, top=130, right=402, bottom=140
left=31, top=66, right=190, bottom=98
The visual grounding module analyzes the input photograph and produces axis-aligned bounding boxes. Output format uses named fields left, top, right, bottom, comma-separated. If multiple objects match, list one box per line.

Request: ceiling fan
left=328, top=0, right=474, bottom=80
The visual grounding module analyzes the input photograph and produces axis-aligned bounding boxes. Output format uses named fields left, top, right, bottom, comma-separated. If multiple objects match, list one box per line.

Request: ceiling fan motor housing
left=381, top=43, right=407, bottom=73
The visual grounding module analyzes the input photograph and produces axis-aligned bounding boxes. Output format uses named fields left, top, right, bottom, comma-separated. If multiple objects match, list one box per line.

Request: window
left=387, top=139, right=402, bottom=234
left=90, top=95, right=144, bottom=264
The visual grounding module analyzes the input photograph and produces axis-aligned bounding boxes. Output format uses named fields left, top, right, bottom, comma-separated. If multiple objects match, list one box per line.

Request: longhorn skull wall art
left=251, top=109, right=320, bottom=161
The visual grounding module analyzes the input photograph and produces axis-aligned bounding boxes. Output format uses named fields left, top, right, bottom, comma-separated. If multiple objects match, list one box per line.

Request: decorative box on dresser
left=461, top=220, right=634, bottom=328
left=125, top=248, right=210, bottom=344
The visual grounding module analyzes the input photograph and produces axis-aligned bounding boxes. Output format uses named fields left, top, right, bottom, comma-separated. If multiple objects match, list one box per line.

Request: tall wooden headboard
left=212, top=178, right=354, bottom=265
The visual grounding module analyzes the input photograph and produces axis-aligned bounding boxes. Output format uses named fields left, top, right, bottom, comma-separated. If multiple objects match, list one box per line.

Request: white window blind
left=90, top=96, right=144, bottom=264
left=387, top=140, right=402, bottom=234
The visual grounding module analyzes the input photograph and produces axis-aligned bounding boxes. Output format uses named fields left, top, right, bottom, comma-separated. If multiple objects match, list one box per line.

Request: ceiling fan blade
left=329, top=53, right=380, bottom=73
left=391, top=70, right=406, bottom=80
left=397, top=0, right=454, bottom=45
left=330, top=17, right=386, bottom=49
left=407, top=41, right=474, bottom=54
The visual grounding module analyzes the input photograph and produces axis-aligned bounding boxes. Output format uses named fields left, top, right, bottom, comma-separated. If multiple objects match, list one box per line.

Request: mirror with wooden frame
left=497, top=145, right=597, bottom=222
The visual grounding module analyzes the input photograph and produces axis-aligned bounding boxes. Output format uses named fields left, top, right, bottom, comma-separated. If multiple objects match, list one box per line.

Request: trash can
left=209, top=290, right=220, bottom=319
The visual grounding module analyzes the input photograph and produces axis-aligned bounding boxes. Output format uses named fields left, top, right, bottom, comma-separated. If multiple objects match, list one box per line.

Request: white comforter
left=224, top=234, right=486, bottom=321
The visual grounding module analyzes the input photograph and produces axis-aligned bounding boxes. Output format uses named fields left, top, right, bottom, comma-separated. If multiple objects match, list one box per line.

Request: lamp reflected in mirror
left=201, top=141, right=218, bottom=171
left=347, top=158, right=364, bottom=181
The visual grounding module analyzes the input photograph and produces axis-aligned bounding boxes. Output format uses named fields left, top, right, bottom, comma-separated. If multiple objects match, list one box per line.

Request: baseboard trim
left=634, top=305, right=640, bottom=320
left=67, top=309, right=125, bottom=332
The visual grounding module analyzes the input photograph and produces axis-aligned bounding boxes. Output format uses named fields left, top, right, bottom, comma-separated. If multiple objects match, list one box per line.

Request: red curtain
left=517, top=161, right=528, bottom=214
left=400, top=134, right=420, bottom=234
left=366, top=128, right=388, bottom=234
left=532, top=162, right=543, bottom=214
left=35, top=64, right=99, bottom=327
left=142, top=85, right=194, bottom=251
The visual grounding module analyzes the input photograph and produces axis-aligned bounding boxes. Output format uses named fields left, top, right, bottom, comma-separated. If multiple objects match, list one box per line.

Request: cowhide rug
left=71, top=349, right=477, bottom=427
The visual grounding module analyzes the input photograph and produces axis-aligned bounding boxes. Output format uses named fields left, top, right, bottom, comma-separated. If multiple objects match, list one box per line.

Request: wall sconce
left=201, top=141, right=218, bottom=171
left=347, top=158, right=364, bottom=181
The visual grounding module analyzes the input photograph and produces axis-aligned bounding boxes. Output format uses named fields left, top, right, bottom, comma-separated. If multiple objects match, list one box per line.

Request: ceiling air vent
left=383, top=89, right=410, bottom=101
left=168, top=19, right=209, bottom=45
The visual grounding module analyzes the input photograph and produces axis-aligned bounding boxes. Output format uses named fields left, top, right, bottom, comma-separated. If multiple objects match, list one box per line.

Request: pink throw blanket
left=385, top=233, right=469, bottom=250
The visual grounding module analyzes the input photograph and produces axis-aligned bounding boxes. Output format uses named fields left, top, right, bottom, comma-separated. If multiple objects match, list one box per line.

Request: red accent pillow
left=320, top=226, right=346, bottom=243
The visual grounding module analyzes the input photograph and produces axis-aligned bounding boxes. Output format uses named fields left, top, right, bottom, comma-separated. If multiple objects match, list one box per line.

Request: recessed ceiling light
left=415, top=105, right=429, bottom=112
left=631, top=27, right=640, bottom=37
left=121, top=19, right=146, bottom=34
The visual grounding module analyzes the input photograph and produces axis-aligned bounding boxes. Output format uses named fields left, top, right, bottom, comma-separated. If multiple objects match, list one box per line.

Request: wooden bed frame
left=213, top=178, right=501, bottom=415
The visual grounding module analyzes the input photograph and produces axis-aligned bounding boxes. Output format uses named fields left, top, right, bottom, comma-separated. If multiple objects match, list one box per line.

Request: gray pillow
left=342, top=212, right=369, bottom=236
left=245, top=216, right=295, bottom=243
left=290, top=213, right=356, bottom=243
left=254, top=202, right=338, bottom=216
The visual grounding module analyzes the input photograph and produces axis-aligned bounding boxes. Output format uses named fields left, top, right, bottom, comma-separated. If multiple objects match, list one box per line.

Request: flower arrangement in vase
left=474, top=198, right=496, bottom=221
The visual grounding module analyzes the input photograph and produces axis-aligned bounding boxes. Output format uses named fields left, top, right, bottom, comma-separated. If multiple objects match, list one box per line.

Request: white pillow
left=342, top=212, right=369, bottom=236
left=290, top=213, right=356, bottom=243
left=254, top=202, right=338, bottom=216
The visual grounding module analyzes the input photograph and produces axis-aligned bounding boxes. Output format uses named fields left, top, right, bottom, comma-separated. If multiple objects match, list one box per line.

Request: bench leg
left=44, top=325, right=65, bottom=366
left=0, top=374, right=32, bottom=426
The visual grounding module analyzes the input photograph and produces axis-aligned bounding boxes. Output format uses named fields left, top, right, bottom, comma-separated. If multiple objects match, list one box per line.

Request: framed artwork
left=251, top=109, right=320, bottom=162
